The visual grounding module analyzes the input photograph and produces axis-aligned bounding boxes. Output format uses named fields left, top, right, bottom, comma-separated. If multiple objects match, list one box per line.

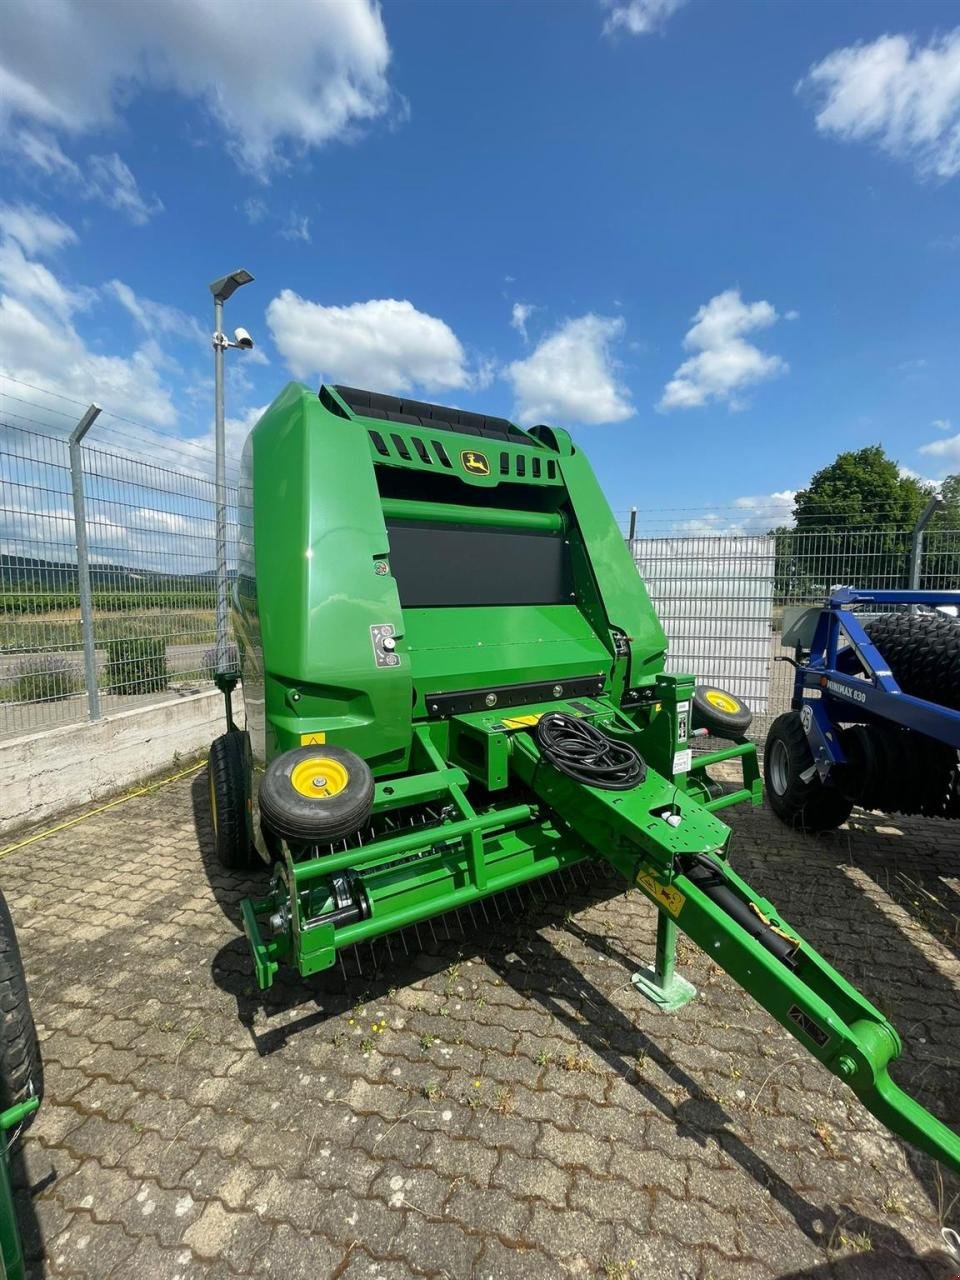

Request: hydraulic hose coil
left=535, top=712, right=646, bottom=791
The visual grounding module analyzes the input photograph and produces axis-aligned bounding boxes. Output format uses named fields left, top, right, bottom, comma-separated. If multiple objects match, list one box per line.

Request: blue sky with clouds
left=1, top=0, right=958, bottom=531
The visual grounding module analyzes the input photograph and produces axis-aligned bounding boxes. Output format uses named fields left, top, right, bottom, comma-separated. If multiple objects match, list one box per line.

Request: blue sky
left=1, top=0, right=958, bottom=532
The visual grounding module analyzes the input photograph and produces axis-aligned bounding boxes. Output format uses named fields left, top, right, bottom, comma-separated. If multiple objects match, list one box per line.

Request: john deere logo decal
left=460, top=450, right=490, bottom=476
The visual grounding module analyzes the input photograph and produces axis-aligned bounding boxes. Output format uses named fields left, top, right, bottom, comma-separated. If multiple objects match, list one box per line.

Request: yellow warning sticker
left=299, top=732, right=327, bottom=745
left=635, top=870, right=685, bottom=918
left=500, top=714, right=542, bottom=731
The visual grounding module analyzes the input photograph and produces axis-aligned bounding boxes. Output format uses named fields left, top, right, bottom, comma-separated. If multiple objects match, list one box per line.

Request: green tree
left=778, top=446, right=933, bottom=598
left=793, top=445, right=930, bottom=531
left=922, top=473, right=960, bottom=589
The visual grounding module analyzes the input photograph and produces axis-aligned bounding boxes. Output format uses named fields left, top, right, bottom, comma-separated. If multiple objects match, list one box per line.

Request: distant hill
left=1, top=553, right=232, bottom=593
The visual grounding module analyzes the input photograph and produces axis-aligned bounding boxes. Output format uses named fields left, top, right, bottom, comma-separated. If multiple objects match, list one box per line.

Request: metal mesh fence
left=628, top=523, right=960, bottom=739
left=0, top=378, right=237, bottom=744
left=2, top=379, right=960, bottom=749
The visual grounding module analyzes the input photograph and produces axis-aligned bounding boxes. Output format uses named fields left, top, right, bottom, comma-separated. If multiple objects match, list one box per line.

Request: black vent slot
left=391, top=433, right=412, bottom=460
left=369, top=430, right=390, bottom=457
left=412, top=437, right=432, bottom=463
left=499, top=452, right=509, bottom=475
left=532, top=457, right=541, bottom=478
left=547, top=460, right=557, bottom=480
left=516, top=456, right=526, bottom=477
left=433, top=440, right=452, bottom=468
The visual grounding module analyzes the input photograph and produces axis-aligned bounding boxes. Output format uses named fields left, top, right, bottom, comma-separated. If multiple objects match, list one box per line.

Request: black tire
left=207, top=731, right=256, bottom=870
left=258, top=745, right=374, bottom=845
left=0, top=890, right=42, bottom=1132
left=865, top=611, right=960, bottom=710
left=692, top=685, right=753, bottom=739
left=764, top=712, right=853, bottom=832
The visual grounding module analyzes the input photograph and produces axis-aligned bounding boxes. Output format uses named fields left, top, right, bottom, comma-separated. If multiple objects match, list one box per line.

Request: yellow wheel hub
left=290, top=756, right=349, bottom=799
left=704, top=689, right=740, bottom=714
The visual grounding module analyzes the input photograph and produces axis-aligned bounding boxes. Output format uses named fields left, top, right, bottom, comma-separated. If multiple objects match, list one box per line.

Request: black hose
left=535, top=712, right=646, bottom=791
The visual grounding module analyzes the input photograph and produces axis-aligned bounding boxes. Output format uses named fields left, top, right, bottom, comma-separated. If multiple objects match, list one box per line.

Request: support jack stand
left=632, top=912, right=696, bottom=1012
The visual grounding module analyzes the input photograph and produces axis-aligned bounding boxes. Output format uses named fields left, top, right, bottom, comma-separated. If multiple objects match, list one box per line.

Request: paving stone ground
left=6, top=766, right=960, bottom=1279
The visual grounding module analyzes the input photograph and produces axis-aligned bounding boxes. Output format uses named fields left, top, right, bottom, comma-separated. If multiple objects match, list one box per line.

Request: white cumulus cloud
left=266, top=293, right=471, bottom=394
left=0, top=204, right=76, bottom=254
left=919, top=432, right=960, bottom=475
left=800, top=31, right=960, bottom=180
left=511, top=302, right=534, bottom=340
left=106, top=280, right=206, bottom=345
left=86, top=154, right=163, bottom=225
left=0, top=0, right=396, bottom=178
left=0, top=225, right=176, bottom=426
left=506, top=314, right=634, bottom=426
left=672, top=490, right=796, bottom=537
left=658, top=288, right=787, bottom=411
left=602, top=0, right=688, bottom=37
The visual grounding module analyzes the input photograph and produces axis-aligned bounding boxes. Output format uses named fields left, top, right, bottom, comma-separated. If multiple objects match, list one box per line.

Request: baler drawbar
left=208, top=379, right=960, bottom=1177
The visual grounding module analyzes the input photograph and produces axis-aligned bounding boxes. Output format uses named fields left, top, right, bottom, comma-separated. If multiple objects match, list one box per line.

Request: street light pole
left=209, top=269, right=254, bottom=685
left=212, top=295, right=229, bottom=678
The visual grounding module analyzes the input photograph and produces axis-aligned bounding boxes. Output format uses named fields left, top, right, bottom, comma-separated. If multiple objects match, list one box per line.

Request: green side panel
left=559, top=447, right=667, bottom=680
left=243, top=383, right=412, bottom=768
left=403, top=604, right=610, bottom=705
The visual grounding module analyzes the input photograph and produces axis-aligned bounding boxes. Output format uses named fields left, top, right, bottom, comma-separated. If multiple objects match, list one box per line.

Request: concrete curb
left=0, top=688, right=241, bottom=837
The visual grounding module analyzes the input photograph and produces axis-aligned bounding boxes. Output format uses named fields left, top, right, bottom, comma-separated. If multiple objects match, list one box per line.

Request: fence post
left=909, top=493, right=943, bottom=591
left=627, top=506, right=637, bottom=546
left=68, top=404, right=102, bottom=721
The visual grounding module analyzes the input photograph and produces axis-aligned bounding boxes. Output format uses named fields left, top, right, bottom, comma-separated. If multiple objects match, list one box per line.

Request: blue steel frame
left=791, top=589, right=960, bottom=777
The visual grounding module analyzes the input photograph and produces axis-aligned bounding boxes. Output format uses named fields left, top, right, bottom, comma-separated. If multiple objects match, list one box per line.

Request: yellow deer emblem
left=460, top=450, right=490, bottom=476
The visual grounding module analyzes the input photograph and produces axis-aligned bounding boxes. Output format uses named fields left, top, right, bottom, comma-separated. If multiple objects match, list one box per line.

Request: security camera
left=233, top=327, right=254, bottom=350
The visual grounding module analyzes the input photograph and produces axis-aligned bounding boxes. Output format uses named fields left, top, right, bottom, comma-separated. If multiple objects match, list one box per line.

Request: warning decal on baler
left=500, top=713, right=542, bottom=730
left=635, top=870, right=685, bottom=917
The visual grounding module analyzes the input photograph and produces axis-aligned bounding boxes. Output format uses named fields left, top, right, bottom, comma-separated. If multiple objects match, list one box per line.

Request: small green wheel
left=207, top=730, right=256, bottom=869
left=0, top=890, right=42, bottom=1133
left=258, top=745, right=375, bottom=845
left=691, top=685, right=753, bottom=739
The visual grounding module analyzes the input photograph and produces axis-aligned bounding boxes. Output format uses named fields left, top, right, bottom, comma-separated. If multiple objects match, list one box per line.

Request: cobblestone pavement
left=6, top=767, right=960, bottom=1279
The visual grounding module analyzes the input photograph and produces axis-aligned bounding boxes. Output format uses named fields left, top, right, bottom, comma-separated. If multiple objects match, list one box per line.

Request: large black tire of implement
left=207, top=730, right=256, bottom=870
left=865, top=611, right=960, bottom=711
left=764, top=712, right=854, bottom=832
left=0, top=890, right=42, bottom=1132
left=258, top=745, right=374, bottom=845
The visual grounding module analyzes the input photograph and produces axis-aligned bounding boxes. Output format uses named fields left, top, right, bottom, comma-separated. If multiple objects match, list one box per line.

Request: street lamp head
left=233, top=327, right=255, bottom=350
left=209, top=268, right=254, bottom=303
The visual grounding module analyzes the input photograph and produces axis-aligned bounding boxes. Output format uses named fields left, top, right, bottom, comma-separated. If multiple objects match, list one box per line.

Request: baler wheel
left=764, top=712, right=853, bottom=832
left=692, top=685, right=753, bottom=739
left=258, top=746, right=374, bottom=845
left=0, top=890, right=42, bottom=1134
left=207, top=731, right=256, bottom=870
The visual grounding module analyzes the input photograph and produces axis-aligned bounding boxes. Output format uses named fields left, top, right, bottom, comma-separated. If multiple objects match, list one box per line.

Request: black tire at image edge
left=0, top=889, right=42, bottom=1131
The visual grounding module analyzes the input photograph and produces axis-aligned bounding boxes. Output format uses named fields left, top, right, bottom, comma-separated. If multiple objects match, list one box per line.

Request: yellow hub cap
left=704, top=690, right=740, bottom=714
left=290, top=756, right=349, bottom=799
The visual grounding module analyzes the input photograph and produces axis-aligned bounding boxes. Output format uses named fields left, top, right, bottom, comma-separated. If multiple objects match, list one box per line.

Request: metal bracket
left=631, top=913, right=696, bottom=1013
